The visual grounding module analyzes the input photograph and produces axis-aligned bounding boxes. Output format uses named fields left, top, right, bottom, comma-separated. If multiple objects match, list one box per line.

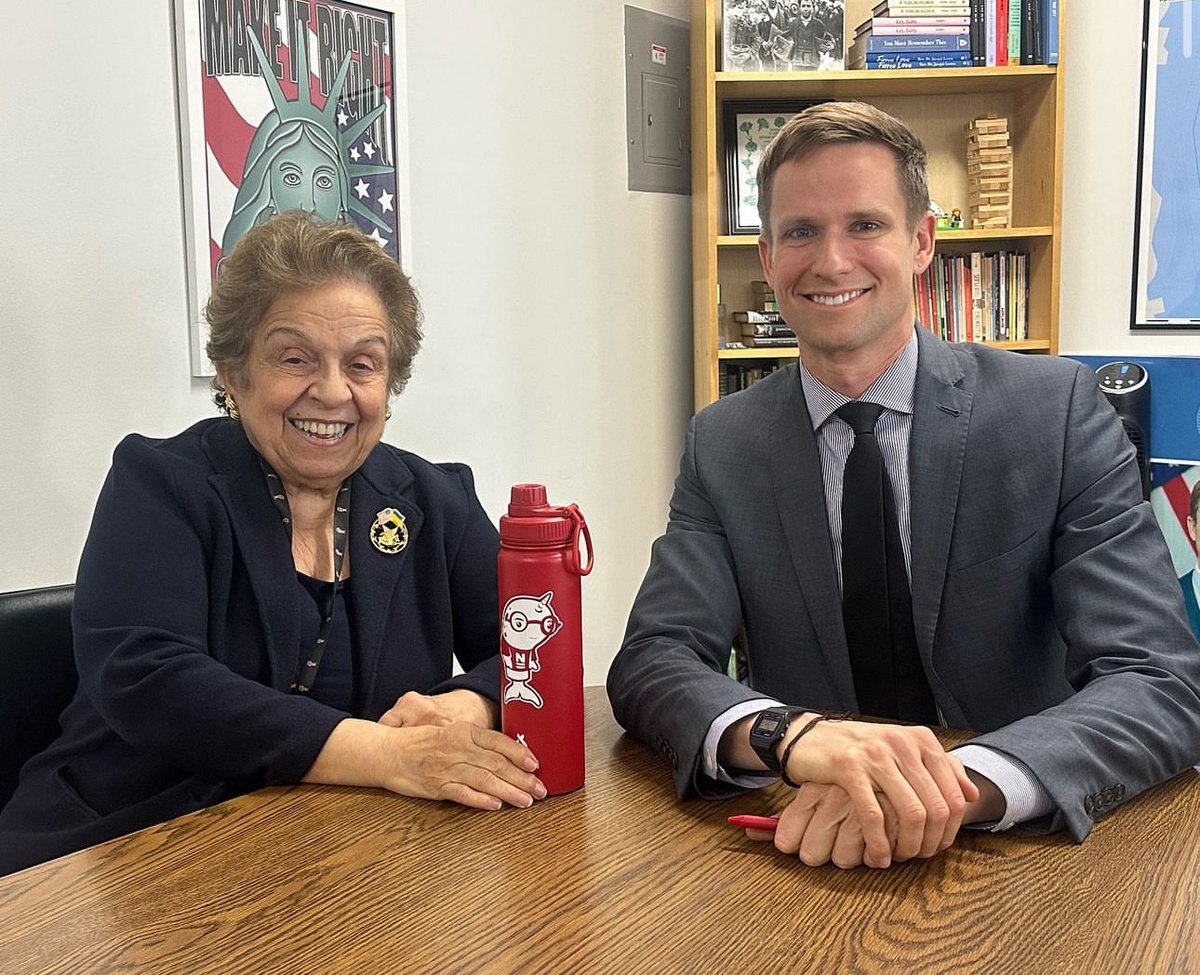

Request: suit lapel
left=768, top=369, right=858, bottom=704
left=350, top=448, right=422, bottom=707
left=202, top=422, right=300, bottom=689
left=909, top=329, right=974, bottom=685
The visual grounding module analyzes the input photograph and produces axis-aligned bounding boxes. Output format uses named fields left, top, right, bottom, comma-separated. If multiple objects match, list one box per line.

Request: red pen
left=727, top=814, right=780, bottom=832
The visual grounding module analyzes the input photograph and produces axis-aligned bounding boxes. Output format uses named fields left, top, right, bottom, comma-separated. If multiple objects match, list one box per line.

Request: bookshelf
left=689, top=0, right=1066, bottom=409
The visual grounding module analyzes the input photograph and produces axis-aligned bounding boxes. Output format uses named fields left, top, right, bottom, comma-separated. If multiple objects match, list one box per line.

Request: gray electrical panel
left=624, top=7, right=690, bottom=195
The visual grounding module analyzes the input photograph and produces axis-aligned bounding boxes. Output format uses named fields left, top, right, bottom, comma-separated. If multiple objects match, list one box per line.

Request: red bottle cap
left=506, top=483, right=551, bottom=516
left=500, top=484, right=593, bottom=575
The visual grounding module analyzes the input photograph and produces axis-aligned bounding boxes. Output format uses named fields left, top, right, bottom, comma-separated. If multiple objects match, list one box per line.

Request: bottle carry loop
left=564, top=504, right=593, bottom=576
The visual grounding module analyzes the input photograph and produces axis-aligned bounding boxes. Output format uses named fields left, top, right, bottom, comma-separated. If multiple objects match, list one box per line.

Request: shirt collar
left=800, top=327, right=918, bottom=431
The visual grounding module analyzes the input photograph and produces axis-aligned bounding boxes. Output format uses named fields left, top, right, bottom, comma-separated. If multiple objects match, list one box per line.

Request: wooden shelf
left=719, top=339, right=1051, bottom=361
left=717, top=226, right=1054, bottom=247
left=719, top=347, right=800, bottom=360
left=715, top=65, right=1057, bottom=100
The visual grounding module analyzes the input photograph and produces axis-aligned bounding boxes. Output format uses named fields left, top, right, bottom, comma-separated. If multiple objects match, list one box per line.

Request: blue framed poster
left=1132, top=0, right=1200, bottom=329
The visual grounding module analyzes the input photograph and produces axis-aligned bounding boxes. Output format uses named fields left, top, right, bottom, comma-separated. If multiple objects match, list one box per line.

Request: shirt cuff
left=702, top=698, right=781, bottom=788
left=953, top=743, right=1054, bottom=831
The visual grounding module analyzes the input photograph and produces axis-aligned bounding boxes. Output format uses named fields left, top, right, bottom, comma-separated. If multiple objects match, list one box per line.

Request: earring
left=226, top=395, right=241, bottom=421
left=385, top=405, right=393, bottom=421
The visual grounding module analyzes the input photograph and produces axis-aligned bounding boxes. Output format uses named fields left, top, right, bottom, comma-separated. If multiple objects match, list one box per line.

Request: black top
left=297, top=573, right=357, bottom=713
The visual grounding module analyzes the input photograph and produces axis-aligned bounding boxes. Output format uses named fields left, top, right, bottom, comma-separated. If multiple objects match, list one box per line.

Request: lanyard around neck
left=259, top=461, right=351, bottom=694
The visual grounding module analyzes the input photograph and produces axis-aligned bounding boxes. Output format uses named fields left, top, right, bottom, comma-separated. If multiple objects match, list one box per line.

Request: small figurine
left=949, top=208, right=964, bottom=230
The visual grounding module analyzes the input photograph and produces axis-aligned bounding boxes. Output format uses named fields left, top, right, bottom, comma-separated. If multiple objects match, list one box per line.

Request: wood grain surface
left=1, top=687, right=1197, bottom=974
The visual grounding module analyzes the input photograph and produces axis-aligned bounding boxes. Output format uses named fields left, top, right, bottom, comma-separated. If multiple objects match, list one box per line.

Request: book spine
left=883, top=2, right=971, bottom=9
left=914, top=270, right=928, bottom=333
left=970, top=0, right=986, bottom=66
left=734, top=311, right=787, bottom=324
left=1042, top=0, right=1058, bottom=64
left=953, top=256, right=964, bottom=342
left=983, top=254, right=994, bottom=340
left=998, top=250, right=1008, bottom=340
left=1031, top=0, right=1043, bottom=64
left=869, top=23, right=970, bottom=34
left=985, top=0, right=996, bottom=67
left=1007, top=0, right=1021, bottom=64
left=993, top=0, right=1003, bottom=64
left=1020, top=0, right=1038, bottom=64
left=865, top=34, right=971, bottom=50
left=871, top=16, right=971, bottom=26
left=960, top=256, right=970, bottom=343
left=970, top=251, right=983, bottom=342
left=865, top=51, right=973, bottom=66
left=1022, top=255, right=1032, bottom=338
left=885, top=3, right=971, bottom=10
left=883, top=5, right=972, bottom=14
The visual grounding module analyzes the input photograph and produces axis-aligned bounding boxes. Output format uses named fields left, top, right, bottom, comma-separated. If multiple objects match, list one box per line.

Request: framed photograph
left=723, top=99, right=822, bottom=235
left=1151, top=462, right=1200, bottom=641
left=722, top=0, right=844, bottom=73
left=1132, top=0, right=1200, bottom=330
left=173, top=0, right=409, bottom=376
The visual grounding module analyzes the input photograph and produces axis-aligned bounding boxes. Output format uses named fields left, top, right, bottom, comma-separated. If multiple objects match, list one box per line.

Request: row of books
left=724, top=281, right=796, bottom=349
left=719, top=361, right=785, bottom=397
left=733, top=310, right=798, bottom=348
left=850, top=0, right=1058, bottom=70
left=915, top=250, right=1030, bottom=343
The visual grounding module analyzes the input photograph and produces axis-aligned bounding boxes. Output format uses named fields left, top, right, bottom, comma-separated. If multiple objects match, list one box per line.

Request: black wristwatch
left=748, top=706, right=809, bottom=773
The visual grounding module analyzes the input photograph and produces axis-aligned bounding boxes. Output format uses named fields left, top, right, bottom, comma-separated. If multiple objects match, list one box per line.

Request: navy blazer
left=609, top=327, right=1200, bottom=841
left=0, top=418, right=501, bottom=873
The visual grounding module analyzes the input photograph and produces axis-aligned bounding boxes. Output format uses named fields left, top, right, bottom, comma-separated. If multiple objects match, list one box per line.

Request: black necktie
left=836, top=402, right=936, bottom=723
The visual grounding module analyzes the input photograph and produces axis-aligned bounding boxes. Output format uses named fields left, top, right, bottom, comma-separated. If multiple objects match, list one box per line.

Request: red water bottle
left=498, top=484, right=593, bottom=795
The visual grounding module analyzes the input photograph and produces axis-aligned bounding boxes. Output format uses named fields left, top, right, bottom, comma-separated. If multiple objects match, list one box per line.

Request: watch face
left=757, top=715, right=782, bottom=735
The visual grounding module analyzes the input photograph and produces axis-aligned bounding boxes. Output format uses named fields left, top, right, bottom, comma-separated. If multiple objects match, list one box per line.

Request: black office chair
left=0, top=585, right=78, bottom=810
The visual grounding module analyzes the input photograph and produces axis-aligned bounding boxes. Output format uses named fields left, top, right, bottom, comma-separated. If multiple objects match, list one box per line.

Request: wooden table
left=1, top=688, right=1197, bottom=975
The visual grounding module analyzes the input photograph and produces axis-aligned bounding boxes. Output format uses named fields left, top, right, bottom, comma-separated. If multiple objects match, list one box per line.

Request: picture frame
left=1151, top=461, right=1200, bottom=642
left=172, top=0, right=409, bottom=376
left=721, top=0, right=845, bottom=73
left=1131, top=0, right=1200, bottom=330
left=723, top=99, right=822, bottom=235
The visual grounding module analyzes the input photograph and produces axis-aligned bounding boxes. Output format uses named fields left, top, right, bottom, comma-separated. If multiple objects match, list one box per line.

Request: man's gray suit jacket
left=608, top=326, right=1200, bottom=841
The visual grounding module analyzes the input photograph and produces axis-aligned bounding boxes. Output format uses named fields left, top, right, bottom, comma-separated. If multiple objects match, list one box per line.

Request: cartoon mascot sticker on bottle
left=500, top=591, right=563, bottom=708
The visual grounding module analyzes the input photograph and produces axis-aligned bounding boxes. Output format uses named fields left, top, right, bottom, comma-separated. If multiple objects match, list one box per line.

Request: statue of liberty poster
left=175, top=0, right=406, bottom=375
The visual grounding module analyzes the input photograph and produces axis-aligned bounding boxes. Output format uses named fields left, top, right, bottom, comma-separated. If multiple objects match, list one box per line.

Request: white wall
left=0, top=0, right=692, bottom=685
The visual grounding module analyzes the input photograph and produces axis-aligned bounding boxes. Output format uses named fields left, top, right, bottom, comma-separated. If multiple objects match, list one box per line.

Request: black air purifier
left=1096, top=361, right=1151, bottom=500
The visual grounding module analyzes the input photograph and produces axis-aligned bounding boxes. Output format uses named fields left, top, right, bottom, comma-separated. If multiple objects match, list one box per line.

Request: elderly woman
left=0, top=212, right=543, bottom=875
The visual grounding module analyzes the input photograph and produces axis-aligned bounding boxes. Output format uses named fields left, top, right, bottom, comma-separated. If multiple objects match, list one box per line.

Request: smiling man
left=607, top=102, right=1200, bottom=870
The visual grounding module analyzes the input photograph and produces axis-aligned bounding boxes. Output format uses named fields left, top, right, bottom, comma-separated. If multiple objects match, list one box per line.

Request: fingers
left=923, top=750, right=971, bottom=853
left=780, top=721, right=968, bottom=866
left=835, top=772, right=894, bottom=867
left=379, top=691, right=454, bottom=729
left=773, top=785, right=820, bottom=856
left=770, top=784, right=904, bottom=870
left=386, top=722, right=546, bottom=811
left=438, top=725, right=546, bottom=810
left=379, top=690, right=497, bottom=730
left=776, top=783, right=852, bottom=867
left=858, top=730, right=953, bottom=861
left=773, top=784, right=886, bottom=869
